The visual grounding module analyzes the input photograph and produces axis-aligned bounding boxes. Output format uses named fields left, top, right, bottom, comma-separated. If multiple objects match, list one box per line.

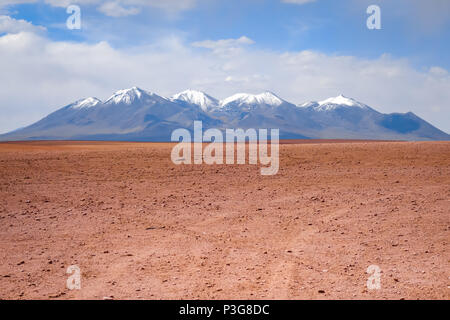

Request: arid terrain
left=0, top=140, right=448, bottom=300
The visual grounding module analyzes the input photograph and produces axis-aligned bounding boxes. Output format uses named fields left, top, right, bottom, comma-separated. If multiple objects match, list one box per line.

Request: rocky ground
left=0, top=140, right=448, bottom=299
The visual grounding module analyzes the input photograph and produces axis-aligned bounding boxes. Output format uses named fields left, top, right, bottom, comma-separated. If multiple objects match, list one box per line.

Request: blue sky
left=0, top=0, right=449, bottom=133
left=9, top=0, right=450, bottom=68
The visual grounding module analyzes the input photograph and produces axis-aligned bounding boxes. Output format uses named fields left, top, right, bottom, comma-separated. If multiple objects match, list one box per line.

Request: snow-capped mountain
left=210, top=92, right=291, bottom=128
left=219, top=91, right=284, bottom=108
left=71, top=97, right=102, bottom=109
left=314, top=94, right=372, bottom=111
left=171, top=89, right=219, bottom=112
left=105, top=87, right=169, bottom=105
left=105, top=87, right=146, bottom=104
left=0, top=88, right=448, bottom=141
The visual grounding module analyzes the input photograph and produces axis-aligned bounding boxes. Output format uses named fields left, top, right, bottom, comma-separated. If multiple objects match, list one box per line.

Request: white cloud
left=193, top=36, right=255, bottom=48
left=0, top=14, right=45, bottom=33
left=98, top=1, right=140, bottom=17
left=0, top=0, right=36, bottom=6
left=0, top=0, right=100, bottom=8
left=192, top=36, right=255, bottom=55
left=127, top=0, right=196, bottom=13
left=429, top=66, right=448, bottom=77
left=3, top=0, right=197, bottom=15
left=0, top=29, right=449, bottom=134
left=281, top=0, right=317, bottom=5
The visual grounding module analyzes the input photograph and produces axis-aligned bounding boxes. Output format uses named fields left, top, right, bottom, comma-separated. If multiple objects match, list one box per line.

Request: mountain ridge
left=1, top=87, right=448, bottom=142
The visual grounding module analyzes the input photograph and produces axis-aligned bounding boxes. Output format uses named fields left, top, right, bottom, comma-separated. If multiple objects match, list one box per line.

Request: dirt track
left=0, top=141, right=448, bottom=299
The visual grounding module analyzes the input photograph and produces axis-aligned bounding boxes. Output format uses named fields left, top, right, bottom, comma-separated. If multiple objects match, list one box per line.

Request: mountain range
left=1, top=87, right=448, bottom=141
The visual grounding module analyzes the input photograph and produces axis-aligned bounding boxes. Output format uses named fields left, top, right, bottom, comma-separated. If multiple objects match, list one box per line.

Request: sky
left=0, top=0, right=449, bottom=133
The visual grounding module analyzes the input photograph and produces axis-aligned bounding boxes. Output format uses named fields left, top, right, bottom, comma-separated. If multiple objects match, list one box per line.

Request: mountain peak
left=171, top=89, right=218, bottom=111
left=220, top=91, right=284, bottom=107
left=318, top=95, right=365, bottom=108
left=71, top=97, right=102, bottom=109
left=309, top=94, right=373, bottom=112
left=1, top=88, right=449, bottom=141
left=258, top=91, right=284, bottom=103
left=105, top=87, right=151, bottom=105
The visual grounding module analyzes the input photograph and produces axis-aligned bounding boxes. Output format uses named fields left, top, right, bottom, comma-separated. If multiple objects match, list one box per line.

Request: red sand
left=0, top=140, right=448, bottom=299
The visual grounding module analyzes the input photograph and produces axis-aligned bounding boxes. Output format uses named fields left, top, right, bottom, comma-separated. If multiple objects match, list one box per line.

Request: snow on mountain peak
left=171, top=89, right=218, bottom=111
left=297, top=100, right=316, bottom=107
left=220, top=91, right=284, bottom=107
left=105, top=87, right=151, bottom=105
left=71, top=97, right=101, bottom=109
left=318, top=95, right=366, bottom=109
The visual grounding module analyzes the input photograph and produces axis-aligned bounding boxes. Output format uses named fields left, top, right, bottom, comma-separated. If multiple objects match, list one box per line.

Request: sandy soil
left=0, top=140, right=448, bottom=300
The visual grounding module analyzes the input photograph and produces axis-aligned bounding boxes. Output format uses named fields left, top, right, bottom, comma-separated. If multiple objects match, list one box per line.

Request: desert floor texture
left=0, top=140, right=448, bottom=299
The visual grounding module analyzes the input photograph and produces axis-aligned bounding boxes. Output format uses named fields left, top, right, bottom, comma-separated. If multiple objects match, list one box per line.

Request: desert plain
left=0, top=140, right=448, bottom=299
